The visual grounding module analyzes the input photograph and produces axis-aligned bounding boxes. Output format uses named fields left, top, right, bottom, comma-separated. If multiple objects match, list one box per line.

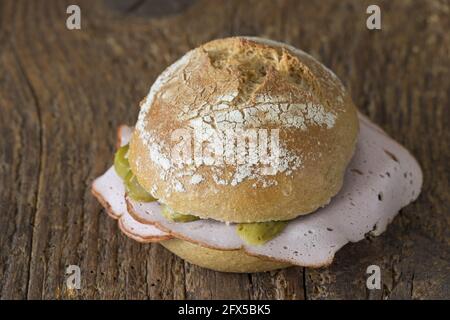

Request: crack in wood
left=10, top=45, right=44, bottom=300
left=125, top=0, right=147, bottom=14
left=302, top=267, right=308, bottom=300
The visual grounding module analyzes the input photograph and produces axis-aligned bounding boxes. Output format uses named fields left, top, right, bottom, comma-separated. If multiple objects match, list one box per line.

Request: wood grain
left=0, top=0, right=448, bottom=299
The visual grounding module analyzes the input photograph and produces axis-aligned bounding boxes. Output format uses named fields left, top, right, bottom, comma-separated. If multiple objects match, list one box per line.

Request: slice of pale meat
left=91, top=126, right=171, bottom=242
left=127, top=113, right=423, bottom=267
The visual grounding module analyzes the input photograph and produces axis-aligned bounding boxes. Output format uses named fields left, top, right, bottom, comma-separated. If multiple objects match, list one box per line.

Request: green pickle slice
left=162, top=205, right=199, bottom=222
left=114, top=144, right=131, bottom=179
left=124, top=171, right=156, bottom=202
left=236, top=221, right=288, bottom=245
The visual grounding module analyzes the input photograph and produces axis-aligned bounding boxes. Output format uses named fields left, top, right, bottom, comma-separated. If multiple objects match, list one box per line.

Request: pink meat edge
left=119, top=206, right=172, bottom=241
left=91, top=170, right=171, bottom=241
left=90, top=123, right=133, bottom=220
left=118, top=217, right=172, bottom=242
left=91, top=124, right=171, bottom=242
left=91, top=187, right=121, bottom=220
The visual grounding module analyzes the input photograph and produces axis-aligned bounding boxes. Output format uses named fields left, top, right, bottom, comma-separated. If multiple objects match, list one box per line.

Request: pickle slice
left=161, top=205, right=199, bottom=222
left=124, top=171, right=156, bottom=202
left=236, top=221, right=288, bottom=245
left=114, top=144, right=130, bottom=179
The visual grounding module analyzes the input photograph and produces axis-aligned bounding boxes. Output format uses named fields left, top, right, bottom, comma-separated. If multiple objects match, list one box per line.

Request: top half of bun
left=128, top=37, right=359, bottom=223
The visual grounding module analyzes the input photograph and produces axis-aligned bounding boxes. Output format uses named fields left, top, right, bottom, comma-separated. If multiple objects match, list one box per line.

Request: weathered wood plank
left=0, top=0, right=448, bottom=299
left=0, top=42, right=42, bottom=300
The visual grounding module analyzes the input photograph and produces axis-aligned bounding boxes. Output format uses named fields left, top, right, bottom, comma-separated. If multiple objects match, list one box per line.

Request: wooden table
left=0, top=0, right=448, bottom=300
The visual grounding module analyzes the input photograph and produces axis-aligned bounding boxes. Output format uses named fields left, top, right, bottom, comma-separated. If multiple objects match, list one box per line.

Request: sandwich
left=92, top=37, right=422, bottom=273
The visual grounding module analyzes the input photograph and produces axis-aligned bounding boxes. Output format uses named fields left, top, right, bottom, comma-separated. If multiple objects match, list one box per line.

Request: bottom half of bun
left=160, top=239, right=292, bottom=273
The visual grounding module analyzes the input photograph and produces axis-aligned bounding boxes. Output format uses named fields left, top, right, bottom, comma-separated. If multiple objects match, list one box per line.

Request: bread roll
left=161, top=239, right=291, bottom=273
left=129, top=37, right=358, bottom=222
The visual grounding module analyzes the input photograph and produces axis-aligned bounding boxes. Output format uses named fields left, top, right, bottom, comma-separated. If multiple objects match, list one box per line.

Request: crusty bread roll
left=161, top=239, right=291, bottom=273
left=129, top=37, right=358, bottom=223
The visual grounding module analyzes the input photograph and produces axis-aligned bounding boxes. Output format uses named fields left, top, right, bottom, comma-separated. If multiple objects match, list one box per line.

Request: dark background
left=0, top=0, right=448, bottom=299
